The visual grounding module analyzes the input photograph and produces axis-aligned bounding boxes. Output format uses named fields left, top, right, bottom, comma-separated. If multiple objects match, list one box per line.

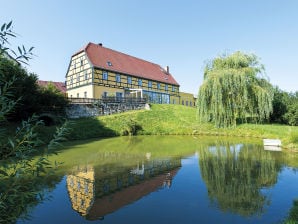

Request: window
left=148, top=81, right=152, bottom=88
left=107, top=61, right=112, bottom=66
left=186, top=101, right=189, bottom=106
left=73, top=61, right=76, bottom=69
left=182, top=100, right=184, bottom=105
left=80, top=59, right=83, bottom=67
left=103, top=71, right=108, bottom=80
left=77, top=93, right=79, bottom=98
left=127, top=76, right=132, bottom=85
left=138, top=79, right=142, bottom=86
left=172, top=86, right=176, bottom=92
left=85, top=72, right=88, bottom=80
left=165, top=84, right=168, bottom=91
left=70, top=77, right=73, bottom=84
left=116, top=74, right=121, bottom=83
left=77, top=74, right=80, bottom=82
left=103, top=92, right=107, bottom=98
left=116, top=92, right=123, bottom=100
left=84, top=91, right=87, bottom=98
left=157, top=83, right=161, bottom=89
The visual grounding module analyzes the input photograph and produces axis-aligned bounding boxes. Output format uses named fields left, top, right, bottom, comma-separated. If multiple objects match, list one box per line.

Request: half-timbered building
left=65, top=43, right=180, bottom=104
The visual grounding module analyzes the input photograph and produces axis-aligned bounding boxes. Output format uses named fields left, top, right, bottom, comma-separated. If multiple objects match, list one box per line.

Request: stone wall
left=66, top=102, right=148, bottom=119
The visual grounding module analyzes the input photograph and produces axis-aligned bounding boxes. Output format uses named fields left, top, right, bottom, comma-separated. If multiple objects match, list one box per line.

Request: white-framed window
left=116, top=74, right=121, bottom=83
left=157, top=83, right=161, bottom=89
left=148, top=81, right=152, bottom=88
left=172, top=86, right=176, bottom=92
left=84, top=91, right=87, bottom=98
left=103, top=71, right=108, bottom=80
left=80, top=59, right=83, bottom=67
left=70, top=77, right=73, bottom=85
left=77, top=74, right=80, bottom=82
left=107, top=61, right=112, bottom=66
left=165, top=84, right=168, bottom=91
left=138, top=79, right=142, bottom=86
left=85, top=72, right=88, bottom=80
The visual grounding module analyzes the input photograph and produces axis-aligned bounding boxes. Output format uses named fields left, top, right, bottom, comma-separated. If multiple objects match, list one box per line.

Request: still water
left=17, top=136, right=298, bottom=224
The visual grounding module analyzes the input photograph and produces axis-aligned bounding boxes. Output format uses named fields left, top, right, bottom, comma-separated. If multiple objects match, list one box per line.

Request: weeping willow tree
left=198, top=143, right=281, bottom=217
left=197, top=51, right=274, bottom=128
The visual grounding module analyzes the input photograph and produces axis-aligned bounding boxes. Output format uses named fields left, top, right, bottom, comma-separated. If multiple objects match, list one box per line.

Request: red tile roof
left=75, top=42, right=179, bottom=86
left=37, top=80, right=66, bottom=93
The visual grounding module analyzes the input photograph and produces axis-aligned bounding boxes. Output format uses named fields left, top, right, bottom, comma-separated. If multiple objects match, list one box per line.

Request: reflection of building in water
left=66, top=158, right=181, bottom=220
left=66, top=165, right=95, bottom=216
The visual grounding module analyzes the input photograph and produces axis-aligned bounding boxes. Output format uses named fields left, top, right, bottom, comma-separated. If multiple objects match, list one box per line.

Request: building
left=37, top=80, right=67, bottom=95
left=65, top=43, right=180, bottom=104
left=179, top=92, right=197, bottom=107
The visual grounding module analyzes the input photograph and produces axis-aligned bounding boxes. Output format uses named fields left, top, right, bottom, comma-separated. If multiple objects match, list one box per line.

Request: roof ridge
left=87, top=42, right=164, bottom=70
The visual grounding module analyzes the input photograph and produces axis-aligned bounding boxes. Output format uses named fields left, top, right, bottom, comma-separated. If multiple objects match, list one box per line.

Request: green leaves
left=198, top=52, right=273, bottom=128
left=0, top=21, right=34, bottom=64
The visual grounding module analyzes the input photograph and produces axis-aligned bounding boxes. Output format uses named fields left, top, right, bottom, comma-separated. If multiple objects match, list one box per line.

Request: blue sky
left=2, top=0, right=298, bottom=94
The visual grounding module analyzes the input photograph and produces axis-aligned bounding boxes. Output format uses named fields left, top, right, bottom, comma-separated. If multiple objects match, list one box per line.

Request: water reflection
left=198, top=143, right=282, bottom=217
left=66, top=157, right=181, bottom=220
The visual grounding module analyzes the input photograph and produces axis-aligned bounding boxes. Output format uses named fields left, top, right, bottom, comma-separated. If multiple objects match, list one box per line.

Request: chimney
left=98, top=43, right=103, bottom=47
left=166, top=66, right=169, bottom=74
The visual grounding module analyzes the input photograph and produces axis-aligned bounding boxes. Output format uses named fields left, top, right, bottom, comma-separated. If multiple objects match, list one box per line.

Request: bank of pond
left=2, top=136, right=297, bottom=223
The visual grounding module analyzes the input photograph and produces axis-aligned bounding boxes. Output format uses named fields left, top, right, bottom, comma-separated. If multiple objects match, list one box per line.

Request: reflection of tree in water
left=198, top=143, right=282, bottom=217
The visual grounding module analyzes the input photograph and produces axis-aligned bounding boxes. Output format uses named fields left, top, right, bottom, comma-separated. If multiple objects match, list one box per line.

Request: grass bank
left=66, top=104, right=298, bottom=149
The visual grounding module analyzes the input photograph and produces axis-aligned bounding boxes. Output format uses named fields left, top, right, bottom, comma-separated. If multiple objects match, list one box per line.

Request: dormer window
left=107, top=61, right=112, bottom=66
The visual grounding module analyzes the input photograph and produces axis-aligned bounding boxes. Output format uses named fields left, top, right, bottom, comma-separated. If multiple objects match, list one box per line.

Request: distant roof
left=37, top=80, right=66, bottom=93
left=73, top=42, right=179, bottom=86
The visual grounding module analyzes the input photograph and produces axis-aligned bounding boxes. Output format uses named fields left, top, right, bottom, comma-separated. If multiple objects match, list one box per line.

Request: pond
left=16, top=136, right=298, bottom=224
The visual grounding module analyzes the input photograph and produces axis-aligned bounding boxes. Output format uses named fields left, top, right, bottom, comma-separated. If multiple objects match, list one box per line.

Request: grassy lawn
left=65, top=104, right=298, bottom=149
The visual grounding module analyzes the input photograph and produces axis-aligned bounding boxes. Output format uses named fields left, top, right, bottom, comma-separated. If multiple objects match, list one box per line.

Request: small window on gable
left=81, top=59, right=83, bottom=67
left=107, top=61, right=112, bottom=66
left=85, top=72, right=88, bottom=80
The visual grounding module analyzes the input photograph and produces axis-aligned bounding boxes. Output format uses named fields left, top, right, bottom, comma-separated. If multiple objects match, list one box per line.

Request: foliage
left=198, top=143, right=281, bottom=216
left=120, top=117, right=142, bottom=136
left=37, top=82, right=69, bottom=115
left=0, top=21, right=34, bottom=64
left=284, top=101, right=298, bottom=126
left=284, top=199, right=298, bottom=224
left=197, top=51, right=274, bottom=128
left=0, top=21, right=70, bottom=223
left=0, top=56, right=68, bottom=121
left=270, top=88, right=298, bottom=126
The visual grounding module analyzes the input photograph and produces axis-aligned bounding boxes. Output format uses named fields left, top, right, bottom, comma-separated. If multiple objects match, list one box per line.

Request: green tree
left=197, top=51, right=274, bottom=128
left=0, top=21, right=70, bottom=223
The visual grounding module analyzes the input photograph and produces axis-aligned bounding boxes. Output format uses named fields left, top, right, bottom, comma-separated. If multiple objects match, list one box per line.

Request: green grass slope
left=68, top=104, right=298, bottom=149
